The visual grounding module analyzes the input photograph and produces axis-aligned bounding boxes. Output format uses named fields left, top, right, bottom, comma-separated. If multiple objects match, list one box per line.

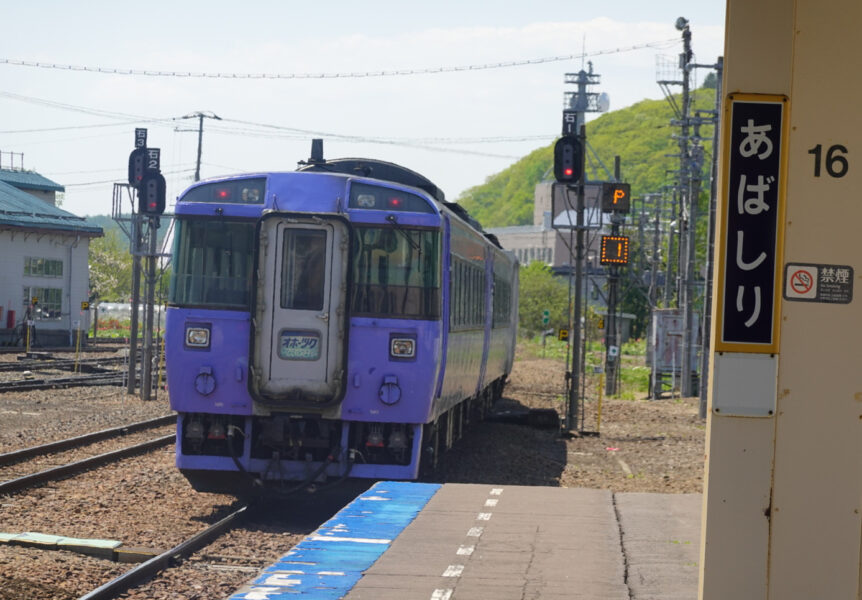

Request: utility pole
left=567, top=123, right=587, bottom=431
left=141, top=216, right=159, bottom=400
left=557, top=64, right=604, bottom=432
left=648, top=193, right=662, bottom=310
left=662, top=188, right=675, bottom=307
left=604, top=156, right=622, bottom=395
left=677, top=19, right=696, bottom=397
left=697, top=56, right=724, bottom=417
left=177, top=111, right=221, bottom=182
left=127, top=216, right=142, bottom=394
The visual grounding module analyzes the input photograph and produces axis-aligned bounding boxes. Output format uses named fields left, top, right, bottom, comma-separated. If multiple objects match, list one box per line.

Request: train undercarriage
left=177, top=378, right=505, bottom=494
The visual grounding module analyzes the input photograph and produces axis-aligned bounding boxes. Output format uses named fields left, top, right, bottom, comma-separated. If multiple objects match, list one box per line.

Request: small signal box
left=138, top=171, right=167, bottom=215
left=128, top=147, right=147, bottom=189
left=601, top=183, right=631, bottom=213
left=600, top=235, right=630, bottom=265
left=553, top=136, right=582, bottom=183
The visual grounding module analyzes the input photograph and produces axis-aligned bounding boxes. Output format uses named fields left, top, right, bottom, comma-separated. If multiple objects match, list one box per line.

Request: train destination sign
left=715, top=94, right=788, bottom=353
left=783, top=263, right=853, bottom=304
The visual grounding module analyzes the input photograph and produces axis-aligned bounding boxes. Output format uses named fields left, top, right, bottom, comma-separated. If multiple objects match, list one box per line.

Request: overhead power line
left=0, top=39, right=679, bottom=80
left=62, top=167, right=195, bottom=188
left=0, top=122, right=137, bottom=134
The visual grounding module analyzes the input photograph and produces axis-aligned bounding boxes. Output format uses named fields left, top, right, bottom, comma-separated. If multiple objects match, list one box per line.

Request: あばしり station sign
left=716, top=94, right=788, bottom=353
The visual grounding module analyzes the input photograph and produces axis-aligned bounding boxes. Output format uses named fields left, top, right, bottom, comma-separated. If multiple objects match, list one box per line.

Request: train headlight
left=186, top=325, right=211, bottom=349
left=390, top=337, right=415, bottom=359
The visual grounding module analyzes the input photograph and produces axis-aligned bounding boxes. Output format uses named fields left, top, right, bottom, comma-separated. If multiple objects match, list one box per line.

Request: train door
left=251, top=214, right=349, bottom=406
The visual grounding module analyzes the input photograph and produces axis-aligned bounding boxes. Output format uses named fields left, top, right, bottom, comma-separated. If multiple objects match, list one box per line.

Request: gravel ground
left=437, top=350, right=706, bottom=493
left=0, top=346, right=705, bottom=599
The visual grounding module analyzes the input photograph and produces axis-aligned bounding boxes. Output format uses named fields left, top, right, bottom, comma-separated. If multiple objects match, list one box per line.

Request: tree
left=88, top=229, right=133, bottom=301
left=702, top=72, right=718, bottom=89
left=518, top=261, right=571, bottom=336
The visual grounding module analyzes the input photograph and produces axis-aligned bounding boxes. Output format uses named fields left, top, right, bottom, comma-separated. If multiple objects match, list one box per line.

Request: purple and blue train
left=165, top=147, right=518, bottom=493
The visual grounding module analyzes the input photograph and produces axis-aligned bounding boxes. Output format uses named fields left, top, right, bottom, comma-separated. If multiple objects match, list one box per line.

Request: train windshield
left=351, top=226, right=440, bottom=319
left=169, top=218, right=255, bottom=309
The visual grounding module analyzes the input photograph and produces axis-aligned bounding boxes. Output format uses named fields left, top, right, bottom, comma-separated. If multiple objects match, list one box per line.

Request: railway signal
left=553, top=135, right=582, bottom=183
left=128, top=147, right=147, bottom=188
left=138, top=171, right=167, bottom=215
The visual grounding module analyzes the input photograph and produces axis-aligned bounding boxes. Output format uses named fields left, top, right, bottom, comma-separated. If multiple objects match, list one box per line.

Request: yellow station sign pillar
left=701, top=1, right=862, bottom=597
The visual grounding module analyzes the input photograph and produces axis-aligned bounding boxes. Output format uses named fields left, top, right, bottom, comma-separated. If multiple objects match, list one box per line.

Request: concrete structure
left=487, top=181, right=606, bottom=271
left=701, top=1, right=862, bottom=597
left=229, top=481, right=702, bottom=599
left=0, top=168, right=102, bottom=347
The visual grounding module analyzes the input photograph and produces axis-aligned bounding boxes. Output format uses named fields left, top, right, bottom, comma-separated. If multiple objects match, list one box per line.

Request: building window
left=23, top=287, right=63, bottom=320
left=24, top=257, right=63, bottom=278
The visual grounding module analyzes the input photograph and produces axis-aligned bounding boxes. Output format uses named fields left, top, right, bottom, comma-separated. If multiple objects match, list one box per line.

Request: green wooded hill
left=457, top=89, right=717, bottom=228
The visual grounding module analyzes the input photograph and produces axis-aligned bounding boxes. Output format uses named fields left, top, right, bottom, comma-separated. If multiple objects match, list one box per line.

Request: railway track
left=0, top=416, right=176, bottom=495
left=0, top=415, right=174, bottom=466
left=0, top=371, right=129, bottom=392
left=0, top=356, right=126, bottom=373
left=78, top=503, right=253, bottom=600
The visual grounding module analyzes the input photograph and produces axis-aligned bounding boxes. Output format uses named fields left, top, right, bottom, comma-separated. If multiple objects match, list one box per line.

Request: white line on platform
left=466, top=527, right=484, bottom=537
left=431, top=589, right=453, bottom=600
left=490, top=488, right=503, bottom=495
left=443, top=565, right=464, bottom=577
left=457, top=545, right=475, bottom=555
left=485, top=498, right=498, bottom=507
left=477, top=512, right=492, bottom=520
left=308, top=535, right=391, bottom=544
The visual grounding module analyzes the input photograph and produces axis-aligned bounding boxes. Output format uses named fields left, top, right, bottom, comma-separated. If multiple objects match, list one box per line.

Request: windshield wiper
left=385, top=214, right=422, bottom=255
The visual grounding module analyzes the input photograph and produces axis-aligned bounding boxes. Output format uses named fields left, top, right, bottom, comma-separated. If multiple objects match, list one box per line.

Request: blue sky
left=0, top=1, right=725, bottom=216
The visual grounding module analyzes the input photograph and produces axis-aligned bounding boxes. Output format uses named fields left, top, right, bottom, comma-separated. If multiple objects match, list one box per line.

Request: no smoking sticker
left=784, top=263, right=853, bottom=304
left=787, top=266, right=817, bottom=299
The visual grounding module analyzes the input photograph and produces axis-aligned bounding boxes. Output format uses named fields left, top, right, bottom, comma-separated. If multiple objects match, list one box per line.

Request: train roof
left=298, top=157, right=446, bottom=203
left=296, top=146, right=499, bottom=248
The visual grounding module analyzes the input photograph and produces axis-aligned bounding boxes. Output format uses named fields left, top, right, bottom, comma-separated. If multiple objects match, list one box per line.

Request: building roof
left=0, top=181, right=102, bottom=236
left=0, top=168, right=65, bottom=193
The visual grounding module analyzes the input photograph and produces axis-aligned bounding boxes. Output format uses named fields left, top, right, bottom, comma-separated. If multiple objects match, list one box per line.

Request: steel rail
left=0, top=371, right=127, bottom=392
left=0, top=356, right=126, bottom=373
left=0, top=415, right=175, bottom=466
left=78, top=503, right=252, bottom=600
left=0, top=434, right=174, bottom=495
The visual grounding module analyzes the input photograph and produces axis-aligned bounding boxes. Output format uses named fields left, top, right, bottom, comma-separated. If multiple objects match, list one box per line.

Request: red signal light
left=215, top=188, right=231, bottom=200
left=564, top=168, right=573, bottom=177
left=388, top=197, right=402, bottom=208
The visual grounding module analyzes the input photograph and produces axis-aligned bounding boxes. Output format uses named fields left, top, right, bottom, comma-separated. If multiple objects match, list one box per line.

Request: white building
left=0, top=169, right=102, bottom=347
left=486, top=181, right=607, bottom=271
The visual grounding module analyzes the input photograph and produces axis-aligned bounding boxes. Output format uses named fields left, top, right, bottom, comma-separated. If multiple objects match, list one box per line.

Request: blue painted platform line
left=228, top=481, right=441, bottom=599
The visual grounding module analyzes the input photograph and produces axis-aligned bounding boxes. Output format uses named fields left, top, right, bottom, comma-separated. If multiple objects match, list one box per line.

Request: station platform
left=228, top=482, right=702, bottom=600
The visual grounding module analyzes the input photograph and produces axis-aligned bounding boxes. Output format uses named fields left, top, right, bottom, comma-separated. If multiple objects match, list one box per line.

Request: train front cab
left=169, top=172, right=515, bottom=492
left=172, top=175, right=447, bottom=491
left=248, top=181, right=448, bottom=484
